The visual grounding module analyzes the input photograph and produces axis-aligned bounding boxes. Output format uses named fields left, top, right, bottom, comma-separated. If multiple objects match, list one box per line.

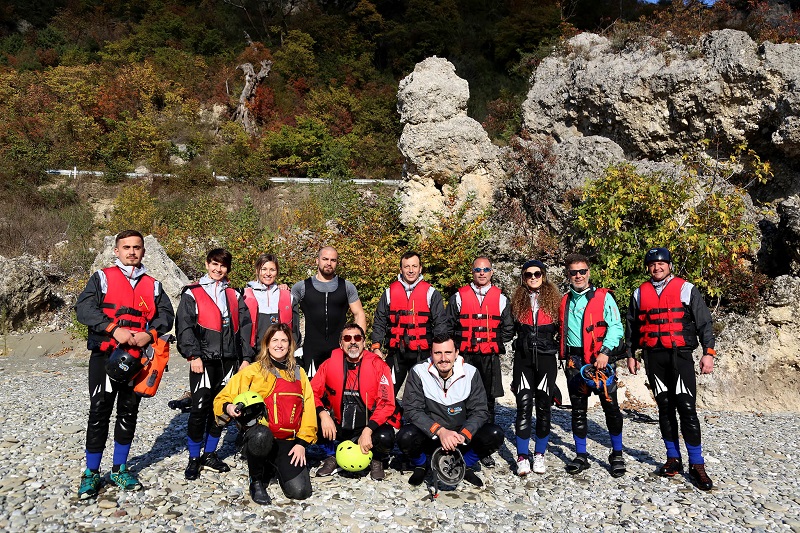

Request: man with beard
left=292, top=247, right=366, bottom=377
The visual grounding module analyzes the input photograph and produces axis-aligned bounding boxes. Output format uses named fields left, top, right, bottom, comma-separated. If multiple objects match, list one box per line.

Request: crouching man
left=397, top=335, right=504, bottom=488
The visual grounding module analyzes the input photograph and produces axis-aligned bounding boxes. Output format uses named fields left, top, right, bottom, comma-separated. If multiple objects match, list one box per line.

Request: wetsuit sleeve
left=499, top=294, right=515, bottom=345
left=370, top=289, right=391, bottom=346
left=462, top=370, right=490, bottom=441
left=290, top=280, right=304, bottom=305
left=688, top=286, right=715, bottom=352
left=402, top=367, right=440, bottom=436
left=74, top=272, right=112, bottom=333
left=150, top=281, right=175, bottom=338
left=429, top=289, right=449, bottom=340
left=175, top=291, right=201, bottom=359
left=626, top=292, right=642, bottom=354
left=297, top=371, right=319, bottom=446
left=446, top=292, right=461, bottom=339
left=601, top=292, right=624, bottom=352
left=237, top=293, right=255, bottom=363
left=310, top=360, right=329, bottom=413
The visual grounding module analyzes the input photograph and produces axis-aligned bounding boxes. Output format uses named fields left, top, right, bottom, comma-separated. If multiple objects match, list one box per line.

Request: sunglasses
left=473, top=267, right=492, bottom=273
left=342, top=334, right=363, bottom=342
left=523, top=271, right=543, bottom=279
left=568, top=268, right=589, bottom=277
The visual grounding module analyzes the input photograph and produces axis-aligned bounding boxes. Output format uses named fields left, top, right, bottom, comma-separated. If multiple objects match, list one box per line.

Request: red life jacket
left=243, top=287, right=293, bottom=346
left=264, top=367, right=305, bottom=439
left=99, top=267, right=157, bottom=352
left=519, top=306, right=555, bottom=327
left=189, top=285, right=240, bottom=332
left=457, top=285, right=502, bottom=354
left=388, top=280, right=432, bottom=351
left=559, top=288, right=610, bottom=364
left=637, top=277, right=689, bottom=349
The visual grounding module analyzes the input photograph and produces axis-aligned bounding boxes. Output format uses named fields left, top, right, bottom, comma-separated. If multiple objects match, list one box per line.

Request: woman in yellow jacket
left=214, top=323, right=317, bottom=505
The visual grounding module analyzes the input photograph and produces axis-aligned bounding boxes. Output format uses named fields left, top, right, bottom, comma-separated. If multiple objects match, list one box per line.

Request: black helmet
left=431, top=447, right=466, bottom=486
left=105, top=347, right=144, bottom=382
left=644, top=247, right=671, bottom=265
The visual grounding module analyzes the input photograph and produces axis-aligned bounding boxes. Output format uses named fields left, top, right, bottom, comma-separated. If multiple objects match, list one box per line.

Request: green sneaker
left=78, top=469, right=101, bottom=500
left=109, top=464, right=142, bottom=491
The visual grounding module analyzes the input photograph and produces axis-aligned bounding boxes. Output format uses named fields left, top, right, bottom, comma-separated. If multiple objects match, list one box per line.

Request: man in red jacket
left=311, top=323, right=400, bottom=480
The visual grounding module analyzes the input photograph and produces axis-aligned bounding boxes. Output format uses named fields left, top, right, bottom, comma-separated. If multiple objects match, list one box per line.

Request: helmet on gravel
left=336, top=440, right=372, bottom=472
left=232, top=391, right=266, bottom=428
left=105, top=347, right=143, bottom=382
left=430, top=447, right=466, bottom=486
left=644, top=247, right=671, bottom=265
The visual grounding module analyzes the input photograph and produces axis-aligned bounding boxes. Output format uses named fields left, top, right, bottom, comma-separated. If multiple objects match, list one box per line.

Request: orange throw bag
left=134, top=330, right=174, bottom=398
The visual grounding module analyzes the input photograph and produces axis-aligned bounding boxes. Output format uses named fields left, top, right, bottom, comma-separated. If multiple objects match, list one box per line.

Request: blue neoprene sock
left=86, top=451, right=103, bottom=472
left=609, top=432, right=623, bottom=452
left=188, top=437, right=203, bottom=458
left=463, top=449, right=480, bottom=468
left=204, top=435, right=221, bottom=454
left=112, top=442, right=131, bottom=467
left=534, top=435, right=550, bottom=455
left=516, top=436, right=531, bottom=456
left=664, top=439, right=680, bottom=458
left=574, top=436, right=587, bottom=455
left=686, top=443, right=704, bottom=465
left=411, top=452, right=427, bottom=467
left=322, top=441, right=337, bottom=457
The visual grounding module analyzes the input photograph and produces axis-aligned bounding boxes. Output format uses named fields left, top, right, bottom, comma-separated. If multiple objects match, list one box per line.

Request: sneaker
left=609, top=452, right=626, bottom=478
left=369, top=459, right=385, bottom=481
left=315, top=456, right=340, bottom=477
left=532, top=453, right=546, bottom=474
left=480, top=455, right=496, bottom=468
left=658, top=457, right=683, bottom=477
left=78, top=469, right=101, bottom=500
left=565, top=455, right=590, bottom=475
left=200, top=452, right=231, bottom=473
left=109, top=464, right=142, bottom=491
left=689, top=463, right=713, bottom=491
left=516, top=455, right=531, bottom=477
left=249, top=480, right=271, bottom=505
left=462, top=468, right=484, bottom=487
left=185, top=457, right=201, bottom=480
left=408, top=466, right=428, bottom=486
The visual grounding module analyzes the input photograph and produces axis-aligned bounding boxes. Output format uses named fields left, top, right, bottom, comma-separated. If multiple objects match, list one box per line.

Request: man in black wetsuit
left=291, top=246, right=366, bottom=378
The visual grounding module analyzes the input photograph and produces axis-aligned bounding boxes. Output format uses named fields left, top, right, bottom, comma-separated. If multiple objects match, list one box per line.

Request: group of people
left=74, top=230, right=718, bottom=505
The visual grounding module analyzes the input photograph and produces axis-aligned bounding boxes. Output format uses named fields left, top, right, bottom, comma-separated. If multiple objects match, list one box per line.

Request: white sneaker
left=516, top=455, right=531, bottom=476
left=532, top=453, right=546, bottom=474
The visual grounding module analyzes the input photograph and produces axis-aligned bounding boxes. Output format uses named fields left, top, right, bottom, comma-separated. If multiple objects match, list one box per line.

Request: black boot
left=185, top=457, right=201, bottom=480
left=249, top=480, right=271, bottom=505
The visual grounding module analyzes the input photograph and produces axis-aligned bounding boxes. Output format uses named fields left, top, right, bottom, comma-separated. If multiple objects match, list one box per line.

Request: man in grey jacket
left=396, top=335, right=504, bottom=488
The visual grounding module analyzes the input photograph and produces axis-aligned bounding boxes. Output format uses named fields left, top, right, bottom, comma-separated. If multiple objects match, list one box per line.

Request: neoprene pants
left=396, top=423, right=505, bottom=462
left=463, top=351, right=504, bottom=421
left=187, top=358, right=236, bottom=443
left=316, top=423, right=396, bottom=459
left=86, top=351, right=142, bottom=453
left=645, top=348, right=702, bottom=447
left=244, top=425, right=312, bottom=500
left=565, top=356, right=623, bottom=439
left=386, top=349, right=429, bottom=396
left=512, top=353, right=557, bottom=440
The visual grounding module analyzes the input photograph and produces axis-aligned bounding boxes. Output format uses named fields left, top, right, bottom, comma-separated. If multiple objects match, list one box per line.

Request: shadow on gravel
left=128, top=411, right=189, bottom=472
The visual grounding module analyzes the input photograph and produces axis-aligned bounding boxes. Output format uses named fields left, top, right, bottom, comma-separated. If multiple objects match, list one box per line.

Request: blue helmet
left=644, top=247, right=671, bottom=265
left=579, top=364, right=615, bottom=391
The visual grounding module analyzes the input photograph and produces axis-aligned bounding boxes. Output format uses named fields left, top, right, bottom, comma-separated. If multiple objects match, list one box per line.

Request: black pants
left=86, top=351, right=142, bottom=453
left=317, top=422, right=396, bottom=460
left=512, top=353, right=557, bottom=440
left=565, top=356, right=623, bottom=439
left=462, top=351, right=504, bottom=422
left=645, top=348, right=702, bottom=446
left=298, top=348, right=335, bottom=379
left=243, top=425, right=312, bottom=500
left=396, top=423, right=504, bottom=465
left=386, top=349, right=429, bottom=396
left=188, top=358, right=237, bottom=443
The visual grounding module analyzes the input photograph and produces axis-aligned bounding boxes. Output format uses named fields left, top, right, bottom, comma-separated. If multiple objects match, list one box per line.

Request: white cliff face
left=396, top=57, right=504, bottom=230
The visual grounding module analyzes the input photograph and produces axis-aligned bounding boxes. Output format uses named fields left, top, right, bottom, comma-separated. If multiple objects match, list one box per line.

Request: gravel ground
left=0, top=333, right=798, bottom=532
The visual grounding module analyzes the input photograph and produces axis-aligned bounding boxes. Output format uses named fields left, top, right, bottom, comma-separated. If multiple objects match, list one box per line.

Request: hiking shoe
left=249, top=480, right=271, bottom=505
left=185, top=457, right=201, bottom=480
left=369, top=459, right=385, bottom=481
left=532, top=453, right=546, bottom=474
left=689, top=463, right=713, bottom=491
left=609, top=452, right=626, bottom=478
left=565, top=455, right=590, bottom=475
left=658, top=457, right=683, bottom=477
left=109, top=464, right=142, bottom=491
left=315, top=456, right=340, bottom=477
left=463, top=468, right=484, bottom=487
left=480, top=454, right=496, bottom=468
left=200, top=452, right=230, bottom=473
left=78, top=469, right=101, bottom=500
left=408, top=466, right=428, bottom=486
left=516, top=455, right=531, bottom=477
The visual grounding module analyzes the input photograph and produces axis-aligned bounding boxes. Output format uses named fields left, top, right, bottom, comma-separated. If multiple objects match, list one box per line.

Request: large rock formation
left=91, top=235, right=189, bottom=313
left=396, top=57, right=504, bottom=229
left=0, top=255, right=57, bottom=329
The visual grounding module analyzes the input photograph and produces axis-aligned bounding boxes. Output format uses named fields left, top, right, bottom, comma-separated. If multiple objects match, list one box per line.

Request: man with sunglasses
left=371, top=251, right=448, bottom=396
left=447, top=256, right=514, bottom=466
left=311, top=323, right=401, bottom=480
left=559, top=253, right=628, bottom=478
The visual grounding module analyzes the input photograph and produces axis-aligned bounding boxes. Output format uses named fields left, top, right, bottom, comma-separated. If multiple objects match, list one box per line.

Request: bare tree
left=232, top=59, right=272, bottom=136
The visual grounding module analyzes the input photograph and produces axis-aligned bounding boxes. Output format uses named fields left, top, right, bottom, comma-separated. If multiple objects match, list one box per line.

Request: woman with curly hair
left=510, top=259, right=562, bottom=476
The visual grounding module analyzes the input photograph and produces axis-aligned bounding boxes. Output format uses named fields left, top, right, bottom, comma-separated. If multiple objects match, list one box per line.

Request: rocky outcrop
left=396, top=57, right=504, bottom=229
left=91, top=235, right=189, bottom=313
left=0, top=255, right=56, bottom=329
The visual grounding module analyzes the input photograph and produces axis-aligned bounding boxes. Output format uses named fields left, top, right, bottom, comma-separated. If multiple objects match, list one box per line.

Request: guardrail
left=46, top=168, right=402, bottom=186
